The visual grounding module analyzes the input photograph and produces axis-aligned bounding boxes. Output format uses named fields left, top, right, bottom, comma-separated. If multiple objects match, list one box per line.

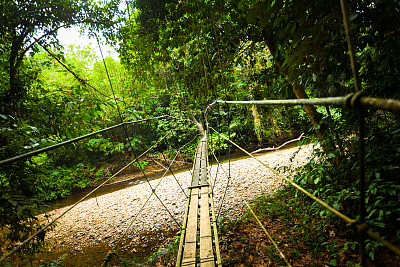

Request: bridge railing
left=204, top=92, right=400, bottom=266
left=0, top=114, right=197, bottom=264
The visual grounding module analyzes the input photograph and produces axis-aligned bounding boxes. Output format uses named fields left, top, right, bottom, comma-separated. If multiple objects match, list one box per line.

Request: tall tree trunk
left=251, top=104, right=263, bottom=146
left=5, top=34, right=25, bottom=114
left=249, top=91, right=264, bottom=146
left=264, top=38, right=327, bottom=142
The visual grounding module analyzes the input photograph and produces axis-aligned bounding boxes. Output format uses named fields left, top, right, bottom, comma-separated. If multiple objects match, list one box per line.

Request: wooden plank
left=200, top=156, right=207, bottom=184
left=176, top=188, right=193, bottom=267
left=179, top=136, right=218, bottom=267
left=191, top=149, right=202, bottom=187
left=209, top=188, right=222, bottom=266
left=200, top=141, right=208, bottom=184
left=200, top=186, right=215, bottom=267
left=181, top=189, right=199, bottom=266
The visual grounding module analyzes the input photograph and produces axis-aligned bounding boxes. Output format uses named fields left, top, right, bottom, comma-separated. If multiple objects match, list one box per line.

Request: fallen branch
left=151, top=159, right=168, bottom=170
left=251, top=133, right=304, bottom=154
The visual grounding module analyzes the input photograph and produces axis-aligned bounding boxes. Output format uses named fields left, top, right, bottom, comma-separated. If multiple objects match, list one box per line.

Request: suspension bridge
left=1, top=92, right=400, bottom=266
left=1, top=1, right=400, bottom=264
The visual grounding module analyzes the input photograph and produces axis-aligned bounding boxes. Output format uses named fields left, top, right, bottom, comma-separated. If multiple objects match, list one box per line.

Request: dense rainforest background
left=1, top=0, right=400, bottom=265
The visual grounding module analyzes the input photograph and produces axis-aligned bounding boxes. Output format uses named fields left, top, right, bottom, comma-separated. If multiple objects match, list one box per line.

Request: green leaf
left=329, top=259, right=337, bottom=266
left=369, top=250, right=375, bottom=261
left=30, top=126, right=40, bottom=133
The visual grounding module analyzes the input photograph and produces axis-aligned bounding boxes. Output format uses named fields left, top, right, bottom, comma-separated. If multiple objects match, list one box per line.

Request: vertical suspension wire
left=207, top=108, right=214, bottom=182
left=212, top=103, right=221, bottom=192
left=124, top=0, right=145, bottom=143
left=339, top=0, right=366, bottom=265
left=339, top=0, right=361, bottom=93
left=95, top=34, right=139, bottom=192
left=95, top=34, right=134, bottom=152
left=137, top=120, right=182, bottom=229
left=97, top=31, right=184, bottom=253
left=217, top=101, right=230, bottom=220
left=160, top=150, right=188, bottom=199
left=228, top=100, right=231, bottom=179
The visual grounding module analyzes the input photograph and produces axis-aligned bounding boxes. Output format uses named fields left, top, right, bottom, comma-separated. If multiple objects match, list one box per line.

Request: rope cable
left=99, top=133, right=198, bottom=240
left=96, top=34, right=184, bottom=229
left=208, top=126, right=400, bottom=256
left=210, top=96, right=400, bottom=113
left=339, top=1, right=367, bottom=264
left=209, top=146, right=292, bottom=267
left=95, top=34, right=134, bottom=154
left=216, top=169, right=230, bottom=220
left=97, top=39, right=194, bottom=235
left=160, top=151, right=188, bottom=199
left=130, top=122, right=182, bottom=230
left=102, top=138, right=199, bottom=266
left=213, top=102, right=222, bottom=194
left=339, top=0, right=361, bottom=93
left=0, top=131, right=171, bottom=263
left=216, top=103, right=231, bottom=220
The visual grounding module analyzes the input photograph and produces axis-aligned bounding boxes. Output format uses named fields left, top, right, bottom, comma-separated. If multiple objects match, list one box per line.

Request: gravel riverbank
left=42, top=144, right=314, bottom=253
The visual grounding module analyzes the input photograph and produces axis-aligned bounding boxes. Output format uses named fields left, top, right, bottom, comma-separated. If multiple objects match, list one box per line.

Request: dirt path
left=40, top=144, right=314, bottom=263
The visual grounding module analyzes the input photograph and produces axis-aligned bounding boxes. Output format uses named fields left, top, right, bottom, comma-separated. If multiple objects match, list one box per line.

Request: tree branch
left=36, top=40, right=121, bottom=101
left=251, top=133, right=304, bottom=154
left=18, top=20, right=114, bottom=63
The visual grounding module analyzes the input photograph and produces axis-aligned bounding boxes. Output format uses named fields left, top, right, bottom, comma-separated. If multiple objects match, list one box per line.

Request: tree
left=0, top=0, right=122, bottom=260
left=0, top=0, right=122, bottom=112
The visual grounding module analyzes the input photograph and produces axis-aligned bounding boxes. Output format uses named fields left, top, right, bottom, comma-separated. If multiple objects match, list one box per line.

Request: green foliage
left=132, top=160, right=149, bottom=171
left=85, top=137, right=125, bottom=157
left=36, top=163, right=97, bottom=200
left=1, top=0, right=400, bottom=263
left=209, top=132, right=229, bottom=153
left=292, top=117, right=400, bottom=262
left=0, top=0, right=124, bottom=257
left=0, top=0, right=122, bottom=111
left=219, top=188, right=359, bottom=266
left=0, top=163, right=55, bottom=260
left=38, top=254, right=67, bottom=267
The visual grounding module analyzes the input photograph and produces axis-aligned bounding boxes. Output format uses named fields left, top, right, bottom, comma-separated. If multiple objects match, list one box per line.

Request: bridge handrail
left=0, top=115, right=192, bottom=166
left=204, top=91, right=400, bottom=261
left=206, top=92, right=400, bottom=113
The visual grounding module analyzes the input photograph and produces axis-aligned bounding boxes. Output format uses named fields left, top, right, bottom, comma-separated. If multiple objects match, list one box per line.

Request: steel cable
left=209, top=147, right=292, bottom=267
left=99, top=134, right=199, bottom=242
left=160, top=151, right=188, bottom=199
left=128, top=120, right=189, bottom=231
left=209, top=126, right=400, bottom=256
left=96, top=40, right=194, bottom=235
left=339, top=0, right=366, bottom=264
left=102, top=136, right=200, bottom=266
left=0, top=131, right=171, bottom=263
left=0, top=116, right=168, bottom=166
left=97, top=40, right=183, bottom=234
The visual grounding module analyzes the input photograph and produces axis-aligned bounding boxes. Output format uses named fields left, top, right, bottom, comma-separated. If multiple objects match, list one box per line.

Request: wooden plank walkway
left=176, top=136, right=221, bottom=267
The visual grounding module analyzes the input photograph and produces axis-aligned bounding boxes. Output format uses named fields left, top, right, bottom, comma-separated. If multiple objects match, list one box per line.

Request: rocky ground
left=38, top=144, right=314, bottom=264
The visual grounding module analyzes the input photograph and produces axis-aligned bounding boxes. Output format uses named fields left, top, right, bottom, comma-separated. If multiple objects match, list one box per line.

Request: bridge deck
left=177, top=136, right=221, bottom=266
